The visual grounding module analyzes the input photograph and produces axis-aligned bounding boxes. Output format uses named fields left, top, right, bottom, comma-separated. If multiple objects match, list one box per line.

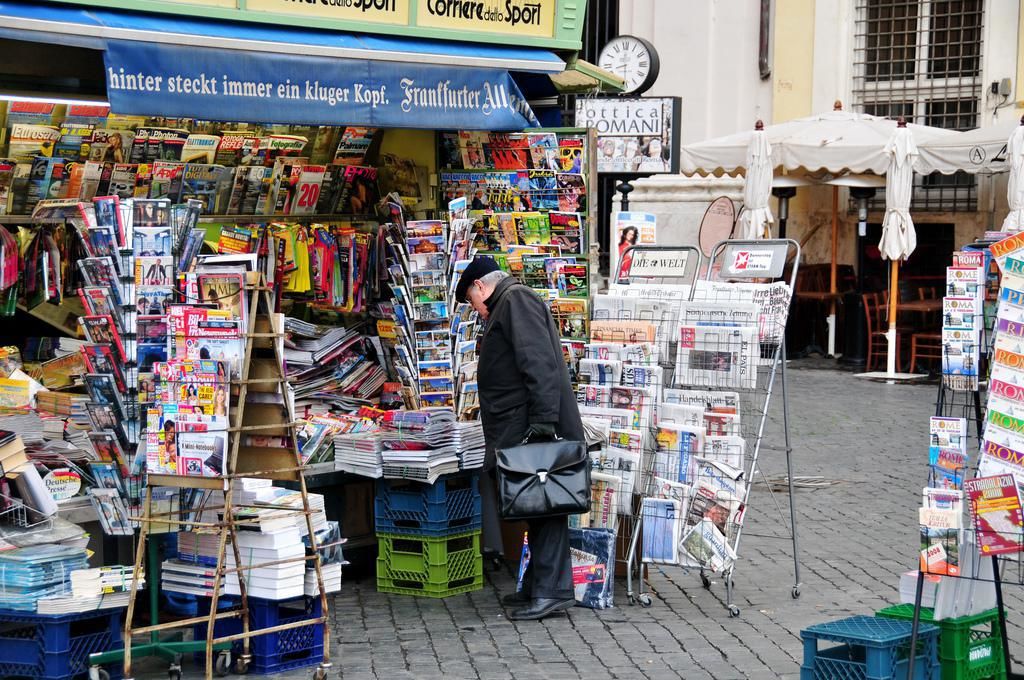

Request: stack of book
left=303, top=521, right=345, bottom=596
left=226, top=528, right=306, bottom=600
left=168, top=485, right=330, bottom=600
left=36, top=564, right=146, bottom=614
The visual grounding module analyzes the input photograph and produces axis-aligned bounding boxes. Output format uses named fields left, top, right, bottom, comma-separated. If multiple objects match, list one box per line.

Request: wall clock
left=598, top=35, right=660, bottom=95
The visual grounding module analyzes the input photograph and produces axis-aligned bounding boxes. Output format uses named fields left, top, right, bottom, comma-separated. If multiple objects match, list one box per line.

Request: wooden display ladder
left=121, top=273, right=331, bottom=680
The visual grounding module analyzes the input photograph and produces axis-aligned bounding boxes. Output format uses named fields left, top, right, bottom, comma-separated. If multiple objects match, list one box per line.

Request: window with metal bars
left=853, top=0, right=983, bottom=212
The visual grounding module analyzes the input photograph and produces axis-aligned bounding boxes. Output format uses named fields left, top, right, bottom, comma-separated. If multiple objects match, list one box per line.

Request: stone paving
left=145, top=362, right=1024, bottom=679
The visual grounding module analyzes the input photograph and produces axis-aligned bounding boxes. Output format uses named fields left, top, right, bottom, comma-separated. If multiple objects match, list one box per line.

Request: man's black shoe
left=501, top=591, right=530, bottom=606
left=508, top=598, right=574, bottom=620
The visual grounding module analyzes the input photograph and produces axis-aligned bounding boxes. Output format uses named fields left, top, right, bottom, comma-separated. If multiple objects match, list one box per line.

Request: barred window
left=853, top=0, right=984, bottom=212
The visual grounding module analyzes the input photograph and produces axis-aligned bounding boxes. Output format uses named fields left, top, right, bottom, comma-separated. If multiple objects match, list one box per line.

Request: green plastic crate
left=877, top=605, right=1005, bottom=680
left=376, top=530, right=483, bottom=598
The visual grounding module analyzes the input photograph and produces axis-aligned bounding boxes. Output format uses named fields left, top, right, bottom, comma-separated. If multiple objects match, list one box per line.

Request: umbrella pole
left=828, top=186, right=838, bottom=356
left=886, top=259, right=899, bottom=375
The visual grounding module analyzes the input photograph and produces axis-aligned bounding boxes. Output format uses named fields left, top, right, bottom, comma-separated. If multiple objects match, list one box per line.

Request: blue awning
left=0, top=1, right=566, bottom=129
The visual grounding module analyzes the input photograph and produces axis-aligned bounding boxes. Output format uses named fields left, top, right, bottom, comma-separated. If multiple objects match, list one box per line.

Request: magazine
left=8, top=124, right=60, bottom=162
left=591, top=446, right=640, bottom=514
left=943, top=296, right=981, bottom=330
left=919, top=506, right=961, bottom=576
left=338, top=165, right=379, bottom=214
left=180, top=164, right=230, bottom=213
left=654, top=422, right=703, bottom=484
left=674, top=325, right=758, bottom=389
left=181, top=134, right=220, bottom=164
left=85, top=373, right=126, bottom=421
left=168, top=307, right=244, bottom=377
left=79, top=315, right=125, bottom=362
left=89, top=488, right=133, bottom=535
left=680, top=518, right=736, bottom=572
left=964, top=474, right=1023, bottom=556
left=942, top=327, right=980, bottom=391
left=641, top=498, right=682, bottom=564
left=81, top=344, right=125, bottom=392
left=149, top=161, right=185, bottom=200
left=215, top=131, right=261, bottom=167
left=929, top=416, right=968, bottom=487
left=587, top=472, right=620, bottom=531
left=556, top=173, right=586, bottom=212
left=133, top=226, right=172, bottom=256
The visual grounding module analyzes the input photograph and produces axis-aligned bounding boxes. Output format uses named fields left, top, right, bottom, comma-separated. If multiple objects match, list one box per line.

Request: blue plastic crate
left=194, top=596, right=325, bottom=675
left=801, top=615, right=941, bottom=680
left=0, top=607, right=122, bottom=680
left=249, top=596, right=324, bottom=675
left=375, top=473, right=481, bottom=536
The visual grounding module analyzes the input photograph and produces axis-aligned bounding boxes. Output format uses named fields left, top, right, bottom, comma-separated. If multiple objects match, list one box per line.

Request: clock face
left=598, top=35, right=659, bottom=94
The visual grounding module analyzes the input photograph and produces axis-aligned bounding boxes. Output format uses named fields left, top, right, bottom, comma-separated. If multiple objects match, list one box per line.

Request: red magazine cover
left=965, top=474, right=1024, bottom=556
left=79, top=315, right=126, bottom=362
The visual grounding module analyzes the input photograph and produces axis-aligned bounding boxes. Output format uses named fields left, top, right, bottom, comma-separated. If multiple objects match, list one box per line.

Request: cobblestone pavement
left=145, top=362, right=1024, bottom=679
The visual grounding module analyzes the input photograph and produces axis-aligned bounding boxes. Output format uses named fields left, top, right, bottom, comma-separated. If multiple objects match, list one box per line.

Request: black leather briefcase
left=496, top=436, right=591, bottom=520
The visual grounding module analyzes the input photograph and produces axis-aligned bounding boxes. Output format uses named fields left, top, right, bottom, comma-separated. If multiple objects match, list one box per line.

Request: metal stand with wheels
left=620, top=239, right=803, bottom=617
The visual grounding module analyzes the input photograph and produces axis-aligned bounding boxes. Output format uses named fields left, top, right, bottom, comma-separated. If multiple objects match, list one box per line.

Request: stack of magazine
left=0, top=544, right=89, bottom=611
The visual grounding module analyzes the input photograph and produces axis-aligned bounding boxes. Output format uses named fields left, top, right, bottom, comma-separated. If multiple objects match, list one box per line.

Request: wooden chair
left=863, top=292, right=893, bottom=372
left=916, top=286, right=941, bottom=329
left=909, top=332, right=943, bottom=375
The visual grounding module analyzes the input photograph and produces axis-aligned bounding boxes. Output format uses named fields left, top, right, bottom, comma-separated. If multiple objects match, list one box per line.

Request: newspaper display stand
left=108, top=274, right=331, bottom=680
left=608, top=239, right=802, bottom=617
left=587, top=244, right=703, bottom=608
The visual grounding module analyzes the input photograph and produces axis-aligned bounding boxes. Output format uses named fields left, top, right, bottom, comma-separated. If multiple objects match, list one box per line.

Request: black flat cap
left=455, top=256, right=501, bottom=303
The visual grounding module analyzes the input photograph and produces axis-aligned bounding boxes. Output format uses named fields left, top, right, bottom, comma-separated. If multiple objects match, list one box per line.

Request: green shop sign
left=40, top=0, right=586, bottom=50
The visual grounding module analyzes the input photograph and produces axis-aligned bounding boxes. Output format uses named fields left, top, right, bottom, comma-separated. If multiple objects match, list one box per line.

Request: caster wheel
left=234, top=657, right=250, bottom=675
left=89, top=667, right=111, bottom=680
left=313, top=667, right=328, bottom=680
left=638, top=594, right=652, bottom=608
left=215, top=651, right=231, bottom=677
left=700, top=573, right=712, bottom=589
left=168, top=669, right=181, bottom=680
left=627, top=594, right=635, bottom=606
left=728, top=605, right=741, bottom=618
left=792, top=586, right=801, bottom=599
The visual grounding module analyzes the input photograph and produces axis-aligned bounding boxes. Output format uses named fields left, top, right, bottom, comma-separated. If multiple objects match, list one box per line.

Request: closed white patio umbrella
left=1003, top=120, right=1024, bottom=232
left=878, top=120, right=918, bottom=377
left=736, top=121, right=773, bottom=240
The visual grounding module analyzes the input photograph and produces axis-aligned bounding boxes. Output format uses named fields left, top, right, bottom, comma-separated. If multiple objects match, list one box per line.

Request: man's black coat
left=477, top=277, right=585, bottom=469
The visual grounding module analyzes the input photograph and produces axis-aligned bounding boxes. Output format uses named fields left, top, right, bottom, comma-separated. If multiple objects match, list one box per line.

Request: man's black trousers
left=521, top=516, right=574, bottom=600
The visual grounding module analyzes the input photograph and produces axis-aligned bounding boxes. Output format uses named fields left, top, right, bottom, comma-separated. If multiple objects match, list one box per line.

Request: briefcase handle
left=521, top=430, right=563, bottom=445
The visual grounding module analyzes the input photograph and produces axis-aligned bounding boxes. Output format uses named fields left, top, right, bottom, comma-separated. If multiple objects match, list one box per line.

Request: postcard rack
left=617, top=239, right=802, bottom=617
left=115, top=274, right=331, bottom=680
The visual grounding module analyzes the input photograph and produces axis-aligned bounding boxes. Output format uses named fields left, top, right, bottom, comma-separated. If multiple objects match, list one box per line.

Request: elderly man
left=455, top=256, right=584, bottom=621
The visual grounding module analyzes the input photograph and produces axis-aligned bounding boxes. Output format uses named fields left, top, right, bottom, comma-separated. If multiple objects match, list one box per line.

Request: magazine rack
left=102, top=274, right=331, bottom=680
left=903, top=251, right=1024, bottom=679
left=620, top=238, right=802, bottom=617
